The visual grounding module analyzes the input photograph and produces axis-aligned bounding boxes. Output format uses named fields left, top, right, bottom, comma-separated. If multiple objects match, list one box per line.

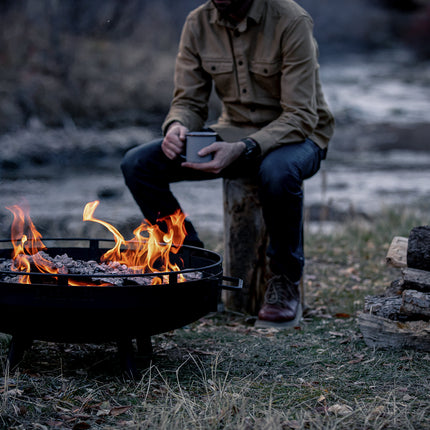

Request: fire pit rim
left=0, top=237, right=224, bottom=285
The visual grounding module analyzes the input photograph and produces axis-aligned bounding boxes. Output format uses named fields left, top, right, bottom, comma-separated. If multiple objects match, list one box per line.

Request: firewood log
left=400, top=289, right=430, bottom=320
left=407, top=226, right=430, bottom=271
left=357, top=312, right=430, bottom=351
left=402, top=267, right=430, bottom=292
left=385, top=278, right=405, bottom=296
left=363, top=295, right=403, bottom=320
left=386, top=236, right=408, bottom=268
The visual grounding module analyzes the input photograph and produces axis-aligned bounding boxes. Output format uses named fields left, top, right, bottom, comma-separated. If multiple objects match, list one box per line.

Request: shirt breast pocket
left=249, top=60, right=281, bottom=100
left=202, top=59, right=236, bottom=100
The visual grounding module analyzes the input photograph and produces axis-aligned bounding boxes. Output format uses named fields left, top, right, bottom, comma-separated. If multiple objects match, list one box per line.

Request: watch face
left=243, top=138, right=259, bottom=159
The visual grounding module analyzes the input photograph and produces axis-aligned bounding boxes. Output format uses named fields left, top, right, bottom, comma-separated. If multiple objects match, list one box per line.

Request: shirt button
left=238, top=60, right=243, bottom=66
left=211, top=66, right=216, bottom=71
left=242, top=88, right=247, bottom=94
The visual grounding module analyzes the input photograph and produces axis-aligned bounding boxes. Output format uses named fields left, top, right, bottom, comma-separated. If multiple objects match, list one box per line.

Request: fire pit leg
left=7, top=336, right=33, bottom=370
left=136, top=337, right=152, bottom=358
left=117, top=338, right=140, bottom=379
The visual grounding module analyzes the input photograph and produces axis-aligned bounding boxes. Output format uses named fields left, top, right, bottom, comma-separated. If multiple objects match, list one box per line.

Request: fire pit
left=0, top=238, right=241, bottom=377
left=0, top=202, right=242, bottom=377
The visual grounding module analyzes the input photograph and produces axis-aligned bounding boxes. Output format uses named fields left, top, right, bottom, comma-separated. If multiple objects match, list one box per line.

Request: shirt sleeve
left=162, top=18, right=213, bottom=135
left=248, top=16, right=320, bottom=155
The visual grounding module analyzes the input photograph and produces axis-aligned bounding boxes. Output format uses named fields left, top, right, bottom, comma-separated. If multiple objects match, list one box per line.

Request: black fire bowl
left=0, top=239, right=242, bottom=378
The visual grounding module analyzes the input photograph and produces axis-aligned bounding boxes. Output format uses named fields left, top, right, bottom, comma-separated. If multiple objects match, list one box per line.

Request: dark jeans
left=121, top=137, right=325, bottom=283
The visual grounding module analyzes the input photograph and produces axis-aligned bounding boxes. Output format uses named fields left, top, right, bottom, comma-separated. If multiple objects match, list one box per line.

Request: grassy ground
left=1, top=205, right=429, bottom=429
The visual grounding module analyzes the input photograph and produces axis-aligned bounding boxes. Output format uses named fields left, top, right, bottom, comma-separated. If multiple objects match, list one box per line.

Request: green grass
left=1, top=205, right=430, bottom=429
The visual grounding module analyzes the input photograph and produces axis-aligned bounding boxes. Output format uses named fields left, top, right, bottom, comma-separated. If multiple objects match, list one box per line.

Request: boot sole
left=255, top=303, right=303, bottom=329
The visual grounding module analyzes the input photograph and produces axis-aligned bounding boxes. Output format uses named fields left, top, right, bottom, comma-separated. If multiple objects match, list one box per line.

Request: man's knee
left=259, top=156, right=301, bottom=196
left=120, top=147, right=138, bottom=178
left=121, top=140, right=162, bottom=180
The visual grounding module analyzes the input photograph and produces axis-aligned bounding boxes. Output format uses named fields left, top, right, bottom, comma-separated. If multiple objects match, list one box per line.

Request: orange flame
left=83, top=201, right=187, bottom=284
left=7, top=201, right=188, bottom=286
left=7, top=203, right=62, bottom=284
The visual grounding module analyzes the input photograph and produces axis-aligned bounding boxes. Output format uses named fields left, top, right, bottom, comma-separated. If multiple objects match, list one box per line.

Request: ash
left=0, top=251, right=202, bottom=286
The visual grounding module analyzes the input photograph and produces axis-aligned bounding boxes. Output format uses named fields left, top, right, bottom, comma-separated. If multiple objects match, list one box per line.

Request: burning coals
left=2, top=200, right=201, bottom=286
left=0, top=251, right=202, bottom=286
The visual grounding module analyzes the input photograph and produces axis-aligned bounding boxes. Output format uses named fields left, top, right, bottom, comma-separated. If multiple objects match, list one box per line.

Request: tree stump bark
left=222, top=177, right=269, bottom=315
left=407, top=226, right=430, bottom=271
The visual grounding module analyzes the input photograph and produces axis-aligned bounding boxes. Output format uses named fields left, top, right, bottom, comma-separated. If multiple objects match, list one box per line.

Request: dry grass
left=1, top=205, right=430, bottom=429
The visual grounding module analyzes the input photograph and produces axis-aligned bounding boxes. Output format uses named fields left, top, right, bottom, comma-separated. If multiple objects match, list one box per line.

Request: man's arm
left=162, top=17, right=213, bottom=135
left=248, top=16, right=320, bottom=155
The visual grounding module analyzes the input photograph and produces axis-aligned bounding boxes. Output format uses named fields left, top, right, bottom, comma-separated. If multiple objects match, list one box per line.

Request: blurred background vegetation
left=0, top=0, right=429, bottom=134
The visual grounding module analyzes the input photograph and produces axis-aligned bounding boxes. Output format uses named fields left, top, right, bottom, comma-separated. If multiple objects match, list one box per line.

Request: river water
left=0, top=50, right=429, bottom=238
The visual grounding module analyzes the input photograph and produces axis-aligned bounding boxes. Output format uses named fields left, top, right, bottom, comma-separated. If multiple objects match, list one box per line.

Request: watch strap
left=241, top=137, right=261, bottom=160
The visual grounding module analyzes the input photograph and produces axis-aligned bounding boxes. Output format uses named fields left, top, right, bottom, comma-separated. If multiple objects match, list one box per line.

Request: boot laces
left=264, top=275, right=292, bottom=305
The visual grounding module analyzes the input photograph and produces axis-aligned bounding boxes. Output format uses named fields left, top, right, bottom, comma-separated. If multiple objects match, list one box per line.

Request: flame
left=7, top=203, right=62, bottom=284
left=83, top=201, right=187, bottom=284
left=7, top=201, right=188, bottom=286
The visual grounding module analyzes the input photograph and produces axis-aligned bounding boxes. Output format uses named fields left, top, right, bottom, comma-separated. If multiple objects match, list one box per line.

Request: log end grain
left=386, top=236, right=408, bottom=268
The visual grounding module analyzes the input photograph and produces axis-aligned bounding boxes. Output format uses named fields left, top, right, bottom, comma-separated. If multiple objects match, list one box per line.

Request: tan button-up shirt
left=162, top=0, right=335, bottom=156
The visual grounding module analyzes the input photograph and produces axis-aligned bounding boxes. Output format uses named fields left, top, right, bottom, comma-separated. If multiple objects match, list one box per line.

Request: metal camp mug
left=185, top=131, right=217, bottom=163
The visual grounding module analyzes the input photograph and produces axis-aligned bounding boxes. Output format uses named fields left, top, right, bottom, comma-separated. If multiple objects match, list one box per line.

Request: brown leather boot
left=255, top=274, right=302, bottom=328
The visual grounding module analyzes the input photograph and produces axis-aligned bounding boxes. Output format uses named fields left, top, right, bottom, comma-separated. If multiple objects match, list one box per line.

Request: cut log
left=386, top=236, right=408, bottom=268
left=357, top=312, right=430, bottom=351
left=402, top=267, right=430, bottom=292
left=359, top=226, right=430, bottom=351
left=400, top=289, right=430, bottom=320
left=222, top=177, right=269, bottom=315
left=363, top=295, right=403, bottom=320
left=385, top=278, right=405, bottom=296
left=407, top=226, right=430, bottom=271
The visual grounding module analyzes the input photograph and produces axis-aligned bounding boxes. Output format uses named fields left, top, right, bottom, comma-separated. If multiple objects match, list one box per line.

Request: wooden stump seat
left=222, top=177, right=305, bottom=315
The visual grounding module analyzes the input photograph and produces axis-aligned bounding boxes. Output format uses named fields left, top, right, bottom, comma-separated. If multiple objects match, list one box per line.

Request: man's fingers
left=162, top=134, right=185, bottom=159
left=198, top=142, right=218, bottom=156
left=181, top=159, right=222, bottom=174
left=179, top=127, right=188, bottom=141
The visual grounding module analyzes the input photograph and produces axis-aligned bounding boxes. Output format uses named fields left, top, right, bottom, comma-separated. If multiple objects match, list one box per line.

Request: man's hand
left=181, top=140, right=246, bottom=174
left=162, top=122, right=189, bottom=160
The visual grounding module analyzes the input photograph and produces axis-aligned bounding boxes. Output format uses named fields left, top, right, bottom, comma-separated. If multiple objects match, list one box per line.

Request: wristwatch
left=241, top=137, right=261, bottom=161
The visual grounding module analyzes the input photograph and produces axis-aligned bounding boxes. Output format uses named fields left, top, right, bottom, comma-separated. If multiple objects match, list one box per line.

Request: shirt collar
left=208, top=0, right=265, bottom=30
